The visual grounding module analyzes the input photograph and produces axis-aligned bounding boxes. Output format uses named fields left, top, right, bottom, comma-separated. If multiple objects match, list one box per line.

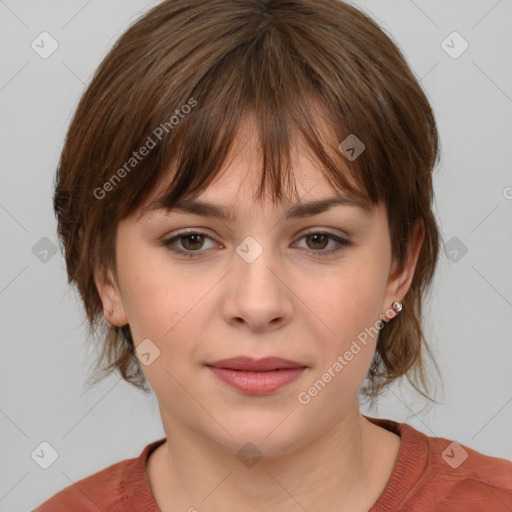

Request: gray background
left=0, top=1, right=511, bottom=510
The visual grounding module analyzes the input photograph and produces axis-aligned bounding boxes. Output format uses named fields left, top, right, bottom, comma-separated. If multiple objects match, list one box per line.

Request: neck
left=147, top=403, right=400, bottom=512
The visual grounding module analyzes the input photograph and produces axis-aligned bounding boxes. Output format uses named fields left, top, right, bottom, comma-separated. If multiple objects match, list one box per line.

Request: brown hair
left=54, top=0, right=441, bottom=403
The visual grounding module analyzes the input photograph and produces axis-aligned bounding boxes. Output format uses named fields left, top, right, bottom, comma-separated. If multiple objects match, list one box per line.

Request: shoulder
left=399, top=422, right=512, bottom=510
left=365, top=416, right=512, bottom=512
left=424, top=434, right=512, bottom=509
left=31, top=439, right=165, bottom=512
left=32, top=437, right=166, bottom=512
left=32, top=458, right=130, bottom=512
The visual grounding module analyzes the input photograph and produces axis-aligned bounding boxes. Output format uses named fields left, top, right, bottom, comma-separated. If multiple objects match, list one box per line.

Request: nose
left=222, top=238, right=294, bottom=333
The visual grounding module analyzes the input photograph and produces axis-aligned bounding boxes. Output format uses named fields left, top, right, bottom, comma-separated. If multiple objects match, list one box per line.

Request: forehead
left=140, top=150, right=372, bottom=222
left=135, top=111, right=373, bottom=222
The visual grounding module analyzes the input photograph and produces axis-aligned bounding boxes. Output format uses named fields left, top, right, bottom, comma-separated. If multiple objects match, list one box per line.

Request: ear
left=382, top=219, right=425, bottom=320
left=93, top=263, right=129, bottom=327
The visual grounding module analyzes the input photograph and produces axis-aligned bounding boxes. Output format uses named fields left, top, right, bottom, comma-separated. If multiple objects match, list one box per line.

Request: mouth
left=205, top=357, right=308, bottom=395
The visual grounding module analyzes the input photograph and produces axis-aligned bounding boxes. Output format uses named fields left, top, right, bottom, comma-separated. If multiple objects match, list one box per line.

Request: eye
left=162, top=230, right=219, bottom=257
left=293, top=230, right=351, bottom=256
left=162, top=229, right=351, bottom=258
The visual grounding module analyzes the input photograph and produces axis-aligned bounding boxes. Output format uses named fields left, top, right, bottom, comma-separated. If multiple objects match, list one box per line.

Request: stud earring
left=109, top=309, right=114, bottom=316
left=391, top=301, right=403, bottom=313
left=380, top=300, right=403, bottom=330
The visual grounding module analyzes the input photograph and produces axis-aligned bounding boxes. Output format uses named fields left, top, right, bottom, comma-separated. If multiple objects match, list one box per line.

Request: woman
left=34, top=0, right=512, bottom=510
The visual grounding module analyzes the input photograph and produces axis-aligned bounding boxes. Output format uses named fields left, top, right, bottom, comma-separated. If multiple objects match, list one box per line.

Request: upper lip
left=206, top=357, right=307, bottom=371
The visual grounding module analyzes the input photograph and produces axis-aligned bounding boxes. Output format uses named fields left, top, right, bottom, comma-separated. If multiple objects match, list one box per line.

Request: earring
left=109, top=309, right=114, bottom=316
left=391, top=301, right=403, bottom=313
left=380, top=300, right=403, bottom=330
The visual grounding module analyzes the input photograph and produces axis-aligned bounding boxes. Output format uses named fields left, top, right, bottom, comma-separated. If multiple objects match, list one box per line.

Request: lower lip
left=206, top=366, right=306, bottom=395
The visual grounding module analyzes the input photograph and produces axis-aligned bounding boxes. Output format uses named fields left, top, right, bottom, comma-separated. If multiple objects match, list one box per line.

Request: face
left=95, top=117, right=422, bottom=457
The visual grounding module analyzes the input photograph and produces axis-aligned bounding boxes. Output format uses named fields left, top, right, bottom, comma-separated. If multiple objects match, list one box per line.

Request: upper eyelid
left=148, top=200, right=369, bottom=230
left=164, top=228, right=349, bottom=248
left=166, top=226, right=347, bottom=238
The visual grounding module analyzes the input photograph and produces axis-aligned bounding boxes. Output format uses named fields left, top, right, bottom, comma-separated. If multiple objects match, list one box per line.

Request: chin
left=207, top=414, right=308, bottom=459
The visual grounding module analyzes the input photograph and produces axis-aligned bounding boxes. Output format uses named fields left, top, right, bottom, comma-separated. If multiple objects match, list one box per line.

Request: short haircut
left=54, top=0, right=441, bottom=403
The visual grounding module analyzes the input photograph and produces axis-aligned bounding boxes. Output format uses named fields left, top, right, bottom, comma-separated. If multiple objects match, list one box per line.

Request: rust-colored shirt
left=33, top=416, right=512, bottom=511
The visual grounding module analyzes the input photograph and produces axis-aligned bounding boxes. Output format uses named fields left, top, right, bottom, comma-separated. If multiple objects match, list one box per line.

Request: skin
left=95, top=116, right=424, bottom=512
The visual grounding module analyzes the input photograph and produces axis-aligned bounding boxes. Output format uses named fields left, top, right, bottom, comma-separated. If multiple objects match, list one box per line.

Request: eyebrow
left=144, top=193, right=372, bottom=221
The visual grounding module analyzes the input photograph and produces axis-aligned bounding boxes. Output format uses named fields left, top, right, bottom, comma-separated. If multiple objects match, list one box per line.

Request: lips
left=205, top=357, right=308, bottom=395
left=206, top=356, right=306, bottom=371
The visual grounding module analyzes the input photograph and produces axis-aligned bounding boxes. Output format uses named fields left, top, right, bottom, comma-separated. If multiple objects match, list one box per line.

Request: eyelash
left=161, top=229, right=351, bottom=258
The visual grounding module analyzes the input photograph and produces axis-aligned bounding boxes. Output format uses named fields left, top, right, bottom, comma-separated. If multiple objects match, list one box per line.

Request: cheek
left=115, top=245, right=184, bottom=340
left=300, top=270, right=385, bottom=409
left=305, top=260, right=389, bottom=400
left=117, top=247, right=220, bottom=363
left=326, top=262, right=386, bottom=342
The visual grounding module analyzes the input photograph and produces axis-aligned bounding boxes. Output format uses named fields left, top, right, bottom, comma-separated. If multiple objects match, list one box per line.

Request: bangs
left=136, top=98, right=374, bottom=221
left=117, top=7, right=391, bottom=222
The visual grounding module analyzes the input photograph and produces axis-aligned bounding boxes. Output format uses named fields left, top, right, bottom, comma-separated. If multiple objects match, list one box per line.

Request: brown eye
left=180, top=233, right=206, bottom=251
left=294, top=231, right=351, bottom=256
left=304, top=233, right=329, bottom=250
left=162, top=230, right=217, bottom=257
